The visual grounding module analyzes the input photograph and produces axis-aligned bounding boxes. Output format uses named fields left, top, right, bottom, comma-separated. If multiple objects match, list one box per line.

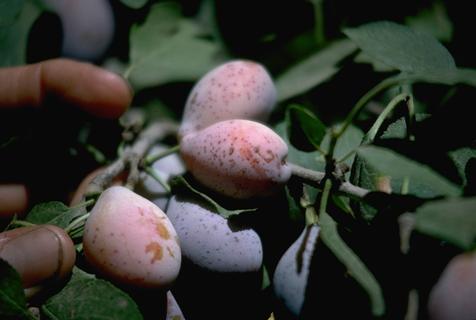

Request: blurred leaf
left=379, top=117, right=407, bottom=140
left=127, top=2, right=224, bottom=89
left=0, top=259, right=33, bottom=320
left=350, top=154, right=379, bottom=221
left=25, top=201, right=85, bottom=229
left=42, top=277, right=143, bottom=320
left=169, top=176, right=257, bottom=218
left=0, top=1, right=42, bottom=67
left=119, top=0, right=148, bottom=9
left=343, top=21, right=456, bottom=73
left=0, top=0, right=25, bottom=26
left=275, top=121, right=325, bottom=172
left=276, top=39, right=357, bottom=101
left=449, top=148, right=476, bottom=186
left=287, top=104, right=326, bottom=151
left=321, top=124, right=364, bottom=169
left=320, top=212, right=385, bottom=316
left=415, top=197, right=476, bottom=250
left=400, top=68, right=476, bottom=88
left=357, top=146, right=460, bottom=197
left=405, top=1, right=453, bottom=42
left=353, top=51, right=396, bottom=72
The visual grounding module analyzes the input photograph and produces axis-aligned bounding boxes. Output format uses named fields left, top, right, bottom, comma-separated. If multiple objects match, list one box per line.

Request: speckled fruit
left=273, top=225, right=320, bottom=316
left=428, top=252, right=476, bottom=320
left=83, top=186, right=181, bottom=288
left=178, top=60, right=277, bottom=139
left=180, top=119, right=291, bottom=199
left=166, top=195, right=263, bottom=272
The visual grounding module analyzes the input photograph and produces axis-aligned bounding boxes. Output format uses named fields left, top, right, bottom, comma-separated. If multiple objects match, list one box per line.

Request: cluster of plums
left=1, top=60, right=473, bottom=320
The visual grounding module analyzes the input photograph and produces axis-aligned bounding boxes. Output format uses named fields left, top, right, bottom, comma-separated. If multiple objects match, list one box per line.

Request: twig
left=289, top=162, right=370, bottom=199
left=86, top=119, right=179, bottom=197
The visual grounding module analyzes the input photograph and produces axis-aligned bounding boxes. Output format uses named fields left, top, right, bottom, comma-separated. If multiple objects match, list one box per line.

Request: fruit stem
left=64, top=213, right=91, bottom=234
left=85, top=120, right=178, bottom=197
left=336, top=75, right=401, bottom=139
left=318, top=179, right=332, bottom=217
left=362, top=92, right=410, bottom=144
left=289, top=162, right=369, bottom=199
left=144, top=145, right=180, bottom=166
left=143, top=166, right=171, bottom=194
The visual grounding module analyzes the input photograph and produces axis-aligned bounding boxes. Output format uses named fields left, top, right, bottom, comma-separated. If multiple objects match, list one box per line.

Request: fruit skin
left=0, top=224, right=76, bottom=288
left=273, top=225, right=320, bottom=317
left=166, top=195, right=266, bottom=319
left=83, top=186, right=181, bottom=289
left=178, top=60, right=277, bottom=139
left=428, top=252, right=476, bottom=320
left=42, top=0, right=114, bottom=61
left=180, top=119, right=291, bottom=199
left=166, top=195, right=263, bottom=272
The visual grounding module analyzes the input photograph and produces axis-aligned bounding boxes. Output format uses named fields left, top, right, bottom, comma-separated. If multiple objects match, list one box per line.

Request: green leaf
left=119, top=0, right=148, bottom=9
left=343, top=21, right=456, bottom=73
left=415, top=197, right=476, bottom=250
left=400, top=68, right=476, bottom=88
left=449, top=148, right=476, bottom=186
left=0, top=259, right=33, bottom=320
left=357, top=146, right=460, bottom=198
left=42, top=277, right=143, bottom=320
left=405, top=1, right=453, bottom=42
left=0, top=0, right=25, bottom=26
left=287, top=104, right=326, bottom=151
left=127, top=2, right=224, bottom=89
left=276, top=39, right=357, bottom=101
left=0, top=1, right=42, bottom=67
left=274, top=121, right=325, bottom=172
left=25, top=201, right=85, bottom=229
left=169, top=176, right=257, bottom=218
left=321, top=124, right=364, bottom=169
left=319, top=212, right=385, bottom=316
left=349, top=154, right=379, bottom=221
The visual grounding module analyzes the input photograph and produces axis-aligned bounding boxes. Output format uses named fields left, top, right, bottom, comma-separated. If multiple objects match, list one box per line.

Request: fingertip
left=0, top=184, right=29, bottom=219
left=42, top=58, right=133, bottom=119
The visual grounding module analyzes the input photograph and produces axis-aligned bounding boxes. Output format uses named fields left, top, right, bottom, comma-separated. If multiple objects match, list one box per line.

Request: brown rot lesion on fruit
left=145, top=241, right=163, bottom=263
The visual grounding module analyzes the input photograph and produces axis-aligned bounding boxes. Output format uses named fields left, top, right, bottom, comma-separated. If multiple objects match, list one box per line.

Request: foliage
left=1, top=1, right=475, bottom=319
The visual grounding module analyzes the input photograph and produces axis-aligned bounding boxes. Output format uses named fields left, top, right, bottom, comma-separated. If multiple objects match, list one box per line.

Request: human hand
left=0, top=58, right=132, bottom=220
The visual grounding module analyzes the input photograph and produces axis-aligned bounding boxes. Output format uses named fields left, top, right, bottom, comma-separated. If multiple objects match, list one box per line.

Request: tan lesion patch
left=156, top=222, right=170, bottom=239
left=145, top=242, right=163, bottom=263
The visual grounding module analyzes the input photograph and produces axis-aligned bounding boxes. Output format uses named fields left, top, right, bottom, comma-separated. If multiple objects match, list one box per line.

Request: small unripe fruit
left=42, top=0, right=115, bottom=61
left=166, top=195, right=263, bottom=272
left=83, top=186, right=181, bottom=289
left=178, top=60, right=277, bottom=139
left=180, top=119, right=291, bottom=198
left=428, top=252, right=476, bottom=320
left=0, top=225, right=76, bottom=288
left=273, top=225, right=320, bottom=317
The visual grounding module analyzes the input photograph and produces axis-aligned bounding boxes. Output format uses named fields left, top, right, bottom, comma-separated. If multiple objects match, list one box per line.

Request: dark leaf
left=343, top=21, right=455, bottom=73
left=287, top=104, right=326, bottom=151
left=415, top=197, right=476, bottom=250
left=42, top=274, right=143, bottom=320
left=0, top=259, right=33, bottom=320
left=320, top=212, right=385, bottom=316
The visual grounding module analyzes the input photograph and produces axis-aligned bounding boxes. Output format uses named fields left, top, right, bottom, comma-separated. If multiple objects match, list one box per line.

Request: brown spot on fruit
left=167, top=246, right=175, bottom=258
left=156, top=222, right=170, bottom=239
left=145, top=242, right=163, bottom=263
